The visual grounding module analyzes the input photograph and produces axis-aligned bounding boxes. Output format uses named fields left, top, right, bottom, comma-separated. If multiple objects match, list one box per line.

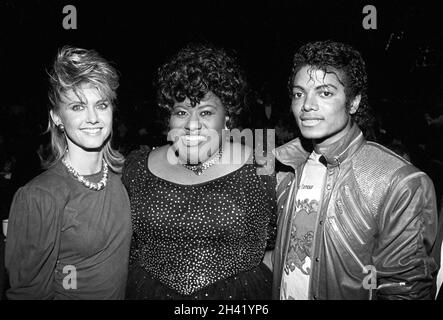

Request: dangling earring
left=225, top=117, right=231, bottom=130
left=58, top=124, right=65, bottom=132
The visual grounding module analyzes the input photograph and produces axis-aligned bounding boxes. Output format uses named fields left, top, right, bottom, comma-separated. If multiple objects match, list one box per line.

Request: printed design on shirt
left=280, top=280, right=295, bottom=300
left=284, top=198, right=319, bottom=276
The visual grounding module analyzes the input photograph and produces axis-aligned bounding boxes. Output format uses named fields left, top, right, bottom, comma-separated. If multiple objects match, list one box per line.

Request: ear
left=349, top=94, right=361, bottom=115
left=50, top=110, right=62, bottom=126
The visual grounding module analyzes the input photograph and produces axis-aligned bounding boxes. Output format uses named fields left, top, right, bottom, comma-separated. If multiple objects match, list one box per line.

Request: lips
left=180, top=135, right=207, bottom=146
left=81, top=127, right=103, bottom=135
left=301, top=119, right=321, bottom=127
left=300, top=116, right=323, bottom=127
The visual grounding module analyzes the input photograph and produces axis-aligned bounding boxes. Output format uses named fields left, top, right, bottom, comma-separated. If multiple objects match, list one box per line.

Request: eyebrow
left=316, top=84, right=338, bottom=90
left=292, top=84, right=338, bottom=91
left=66, top=99, right=108, bottom=106
left=196, top=103, right=217, bottom=109
left=292, top=85, right=305, bottom=91
left=173, top=102, right=217, bottom=109
left=67, top=100, right=84, bottom=106
left=172, top=103, right=190, bottom=109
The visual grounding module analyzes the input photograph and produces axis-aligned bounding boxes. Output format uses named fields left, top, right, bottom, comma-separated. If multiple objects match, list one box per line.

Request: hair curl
left=289, top=40, right=375, bottom=136
left=45, top=46, right=124, bottom=172
left=156, top=43, right=247, bottom=127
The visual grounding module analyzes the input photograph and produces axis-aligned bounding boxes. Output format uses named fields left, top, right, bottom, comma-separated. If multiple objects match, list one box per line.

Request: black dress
left=122, top=148, right=277, bottom=299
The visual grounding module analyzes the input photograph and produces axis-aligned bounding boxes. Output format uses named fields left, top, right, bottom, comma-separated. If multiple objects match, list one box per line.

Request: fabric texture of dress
left=122, top=147, right=277, bottom=299
left=5, top=160, right=132, bottom=299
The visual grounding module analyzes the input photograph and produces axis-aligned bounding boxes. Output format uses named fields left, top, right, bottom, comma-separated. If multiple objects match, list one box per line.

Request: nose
left=302, top=94, right=318, bottom=112
left=185, top=111, right=201, bottom=132
left=86, top=106, right=99, bottom=124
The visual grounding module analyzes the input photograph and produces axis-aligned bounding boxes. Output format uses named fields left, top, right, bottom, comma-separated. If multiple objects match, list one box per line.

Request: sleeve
left=122, top=147, right=150, bottom=266
left=373, top=170, right=438, bottom=300
left=5, top=186, right=61, bottom=300
left=436, top=240, right=443, bottom=299
left=432, top=204, right=443, bottom=299
left=121, top=146, right=151, bottom=193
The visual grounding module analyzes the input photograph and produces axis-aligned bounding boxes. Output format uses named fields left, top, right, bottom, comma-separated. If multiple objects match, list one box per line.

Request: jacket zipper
left=336, top=200, right=365, bottom=245
left=343, top=185, right=371, bottom=229
left=328, top=216, right=366, bottom=271
left=377, top=282, right=406, bottom=289
left=307, top=165, right=328, bottom=300
left=277, top=181, right=290, bottom=203
left=329, top=215, right=375, bottom=299
left=279, top=172, right=299, bottom=296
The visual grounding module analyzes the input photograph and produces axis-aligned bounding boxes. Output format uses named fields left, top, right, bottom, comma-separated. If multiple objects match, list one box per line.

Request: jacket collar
left=273, top=123, right=365, bottom=169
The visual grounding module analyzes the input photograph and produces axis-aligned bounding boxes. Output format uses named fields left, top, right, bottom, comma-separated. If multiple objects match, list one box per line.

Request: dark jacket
left=272, top=124, right=438, bottom=300
left=432, top=203, right=443, bottom=299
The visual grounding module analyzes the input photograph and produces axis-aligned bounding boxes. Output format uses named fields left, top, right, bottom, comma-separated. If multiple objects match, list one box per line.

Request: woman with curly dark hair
left=122, top=43, right=277, bottom=299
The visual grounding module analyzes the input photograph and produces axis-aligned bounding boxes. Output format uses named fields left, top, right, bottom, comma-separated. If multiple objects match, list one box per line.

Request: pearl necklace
left=62, top=158, right=109, bottom=191
left=181, top=147, right=223, bottom=176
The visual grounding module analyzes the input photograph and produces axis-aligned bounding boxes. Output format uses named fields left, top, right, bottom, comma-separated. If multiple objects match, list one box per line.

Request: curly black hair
left=289, top=40, right=375, bottom=136
left=156, top=43, right=247, bottom=127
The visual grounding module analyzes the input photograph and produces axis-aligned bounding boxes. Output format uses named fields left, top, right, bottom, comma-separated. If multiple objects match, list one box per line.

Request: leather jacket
left=272, top=124, right=438, bottom=300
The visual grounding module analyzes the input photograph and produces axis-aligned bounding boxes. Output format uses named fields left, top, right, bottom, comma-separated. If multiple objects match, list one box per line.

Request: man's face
left=291, top=65, right=360, bottom=147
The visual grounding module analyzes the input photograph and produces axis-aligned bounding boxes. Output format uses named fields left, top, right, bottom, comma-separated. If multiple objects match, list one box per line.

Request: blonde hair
left=45, top=46, right=124, bottom=172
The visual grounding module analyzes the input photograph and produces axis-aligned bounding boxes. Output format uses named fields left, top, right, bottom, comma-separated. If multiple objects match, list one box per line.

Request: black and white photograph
left=1, top=0, right=442, bottom=309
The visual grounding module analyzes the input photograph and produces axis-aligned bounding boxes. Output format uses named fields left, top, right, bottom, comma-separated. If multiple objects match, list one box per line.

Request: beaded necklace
left=181, top=147, right=223, bottom=176
left=62, top=158, right=109, bottom=191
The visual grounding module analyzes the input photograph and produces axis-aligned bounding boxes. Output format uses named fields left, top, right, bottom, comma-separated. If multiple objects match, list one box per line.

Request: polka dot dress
left=122, top=148, right=277, bottom=299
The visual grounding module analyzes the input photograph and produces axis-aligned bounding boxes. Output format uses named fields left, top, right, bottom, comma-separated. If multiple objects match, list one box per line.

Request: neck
left=174, top=140, right=225, bottom=166
left=65, top=144, right=104, bottom=175
left=202, top=144, right=224, bottom=164
left=313, top=121, right=353, bottom=155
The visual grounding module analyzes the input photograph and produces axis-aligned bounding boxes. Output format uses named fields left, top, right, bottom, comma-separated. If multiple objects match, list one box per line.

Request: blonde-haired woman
left=5, top=46, right=132, bottom=299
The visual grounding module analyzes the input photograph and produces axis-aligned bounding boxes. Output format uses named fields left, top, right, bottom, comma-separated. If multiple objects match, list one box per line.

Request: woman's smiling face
left=51, top=83, right=113, bottom=152
left=168, top=91, right=227, bottom=164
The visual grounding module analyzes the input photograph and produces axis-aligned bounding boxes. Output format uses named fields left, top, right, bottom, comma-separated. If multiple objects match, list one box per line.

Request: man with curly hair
left=271, top=40, right=438, bottom=299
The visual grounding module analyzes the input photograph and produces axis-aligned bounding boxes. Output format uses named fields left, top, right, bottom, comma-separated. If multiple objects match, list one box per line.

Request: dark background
left=2, top=0, right=443, bottom=127
left=1, top=0, right=443, bottom=212
left=1, top=2, right=443, bottom=199
left=1, top=0, right=443, bottom=300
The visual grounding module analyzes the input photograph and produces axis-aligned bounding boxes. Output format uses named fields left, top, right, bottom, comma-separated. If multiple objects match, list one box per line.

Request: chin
left=80, top=140, right=107, bottom=151
left=177, top=150, right=199, bottom=164
left=173, top=144, right=197, bottom=163
left=186, top=140, right=219, bottom=158
left=299, top=128, right=326, bottom=140
left=82, top=145, right=106, bottom=151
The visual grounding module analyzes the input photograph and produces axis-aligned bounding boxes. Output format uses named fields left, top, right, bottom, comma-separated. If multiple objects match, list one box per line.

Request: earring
left=225, top=119, right=231, bottom=130
left=58, top=124, right=65, bottom=132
